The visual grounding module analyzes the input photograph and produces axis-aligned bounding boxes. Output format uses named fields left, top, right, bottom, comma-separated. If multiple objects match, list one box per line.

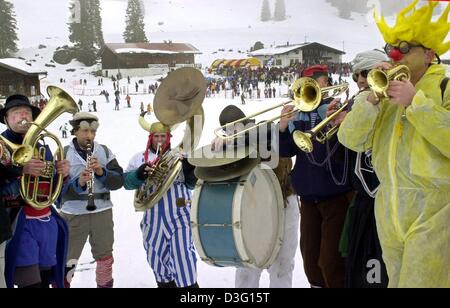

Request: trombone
left=214, top=77, right=349, bottom=141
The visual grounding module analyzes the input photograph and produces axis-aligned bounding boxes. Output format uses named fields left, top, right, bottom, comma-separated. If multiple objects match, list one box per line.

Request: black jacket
left=0, top=164, right=22, bottom=244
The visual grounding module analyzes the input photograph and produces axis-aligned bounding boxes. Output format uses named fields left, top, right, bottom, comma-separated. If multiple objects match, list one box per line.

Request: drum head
left=233, top=167, right=284, bottom=268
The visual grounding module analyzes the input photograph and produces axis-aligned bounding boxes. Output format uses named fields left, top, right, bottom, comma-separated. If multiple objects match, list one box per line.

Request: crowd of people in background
left=205, top=62, right=352, bottom=101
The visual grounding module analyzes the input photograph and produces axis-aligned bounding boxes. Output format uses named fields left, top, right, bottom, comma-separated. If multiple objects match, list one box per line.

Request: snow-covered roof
left=249, top=42, right=345, bottom=56
left=0, top=58, right=47, bottom=75
left=105, top=43, right=201, bottom=55
left=114, top=48, right=179, bottom=55
left=249, top=43, right=309, bottom=56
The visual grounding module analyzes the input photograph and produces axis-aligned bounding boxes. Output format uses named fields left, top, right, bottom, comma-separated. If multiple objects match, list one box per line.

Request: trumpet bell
left=367, top=65, right=410, bottom=98
left=293, top=131, right=313, bottom=153
left=367, top=70, right=388, bottom=97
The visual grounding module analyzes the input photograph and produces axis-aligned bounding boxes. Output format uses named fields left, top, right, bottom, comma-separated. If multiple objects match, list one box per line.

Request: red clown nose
left=388, top=48, right=404, bottom=62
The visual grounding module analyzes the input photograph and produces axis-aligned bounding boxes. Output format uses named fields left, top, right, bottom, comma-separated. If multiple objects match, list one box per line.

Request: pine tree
left=252, top=41, right=264, bottom=51
left=91, top=0, right=104, bottom=47
left=273, top=0, right=286, bottom=21
left=68, top=0, right=102, bottom=65
left=123, top=0, right=148, bottom=43
left=260, top=0, right=271, bottom=22
left=0, top=0, right=19, bottom=57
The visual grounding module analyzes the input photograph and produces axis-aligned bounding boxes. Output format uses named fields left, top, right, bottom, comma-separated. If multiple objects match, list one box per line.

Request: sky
left=10, top=0, right=450, bottom=65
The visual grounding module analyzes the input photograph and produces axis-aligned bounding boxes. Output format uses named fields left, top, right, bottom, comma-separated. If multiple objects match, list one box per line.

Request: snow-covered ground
left=3, top=74, right=332, bottom=288
left=4, top=45, right=362, bottom=286
left=2, top=0, right=449, bottom=288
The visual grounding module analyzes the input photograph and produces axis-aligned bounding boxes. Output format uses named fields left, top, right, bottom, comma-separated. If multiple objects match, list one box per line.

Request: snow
left=3, top=82, right=317, bottom=288
left=2, top=0, right=449, bottom=288
left=249, top=43, right=310, bottom=57
left=0, top=58, right=319, bottom=287
left=115, top=48, right=179, bottom=54
left=0, top=58, right=47, bottom=75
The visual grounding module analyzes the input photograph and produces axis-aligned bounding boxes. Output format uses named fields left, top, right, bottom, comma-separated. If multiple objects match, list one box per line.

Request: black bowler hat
left=0, top=94, right=41, bottom=124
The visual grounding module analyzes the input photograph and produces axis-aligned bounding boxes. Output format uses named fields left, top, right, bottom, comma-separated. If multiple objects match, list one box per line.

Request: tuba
left=0, top=86, right=79, bottom=209
left=134, top=68, right=205, bottom=211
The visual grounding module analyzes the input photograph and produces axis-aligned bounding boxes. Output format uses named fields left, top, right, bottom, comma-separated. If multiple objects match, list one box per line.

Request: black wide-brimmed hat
left=0, top=94, right=41, bottom=124
left=219, top=105, right=255, bottom=126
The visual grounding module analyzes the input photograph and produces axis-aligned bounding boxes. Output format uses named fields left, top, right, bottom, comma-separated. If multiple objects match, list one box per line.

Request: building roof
left=104, top=43, right=202, bottom=55
left=0, top=58, right=47, bottom=75
left=249, top=42, right=345, bottom=56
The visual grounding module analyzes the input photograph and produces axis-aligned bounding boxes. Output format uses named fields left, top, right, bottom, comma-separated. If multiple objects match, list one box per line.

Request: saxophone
left=85, top=142, right=97, bottom=211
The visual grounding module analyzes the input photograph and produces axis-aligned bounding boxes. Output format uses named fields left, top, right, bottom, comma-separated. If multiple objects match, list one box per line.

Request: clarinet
left=85, top=142, right=97, bottom=211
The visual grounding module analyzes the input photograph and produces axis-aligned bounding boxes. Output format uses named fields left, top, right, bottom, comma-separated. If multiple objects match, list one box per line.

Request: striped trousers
left=140, top=182, right=197, bottom=287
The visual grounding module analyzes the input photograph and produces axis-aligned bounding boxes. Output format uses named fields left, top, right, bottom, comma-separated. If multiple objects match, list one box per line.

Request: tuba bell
left=134, top=68, right=205, bottom=211
left=1, top=86, right=79, bottom=209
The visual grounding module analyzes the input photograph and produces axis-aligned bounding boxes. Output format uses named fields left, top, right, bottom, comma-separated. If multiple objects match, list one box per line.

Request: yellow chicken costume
left=338, top=0, right=450, bottom=287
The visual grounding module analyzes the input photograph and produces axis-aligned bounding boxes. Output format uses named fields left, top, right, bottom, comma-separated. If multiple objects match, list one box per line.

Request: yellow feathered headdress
left=374, top=0, right=450, bottom=56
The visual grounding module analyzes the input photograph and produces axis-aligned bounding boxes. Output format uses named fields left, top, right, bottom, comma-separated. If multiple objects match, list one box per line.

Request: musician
left=211, top=105, right=300, bottom=287
left=0, top=163, right=22, bottom=288
left=338, top=0, right=450, bottom=287
left=0, top=94, right=70, bottom=288
left=279, top=65, right=354, bottom=288
left=123, top=122, right=199, bottom=288
left=59, top=112, right=124, bottom=288
left=329, top=49, right=389, bottom=288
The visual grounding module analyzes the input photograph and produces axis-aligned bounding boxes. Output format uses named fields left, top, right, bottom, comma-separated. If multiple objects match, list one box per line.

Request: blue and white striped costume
left=125, top=151, right=197, bottom=287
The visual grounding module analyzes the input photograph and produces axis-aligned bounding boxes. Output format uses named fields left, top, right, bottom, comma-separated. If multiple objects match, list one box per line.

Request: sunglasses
left=384, top=41, right=424, bottom=55
left=352, top=70, right=369, bottom=82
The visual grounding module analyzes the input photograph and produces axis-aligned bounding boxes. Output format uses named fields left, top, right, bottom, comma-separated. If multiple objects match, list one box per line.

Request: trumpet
left=293, top=99, right=349, bottom=153
left=85, top=142, right=97, bottom=211
left=214, top=78, right=349, bottom=141
left=367, top=64, right=410, bottom=99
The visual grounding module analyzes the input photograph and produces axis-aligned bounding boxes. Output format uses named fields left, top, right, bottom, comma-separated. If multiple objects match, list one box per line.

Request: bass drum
left=191, top=165, right=285, bottom=269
